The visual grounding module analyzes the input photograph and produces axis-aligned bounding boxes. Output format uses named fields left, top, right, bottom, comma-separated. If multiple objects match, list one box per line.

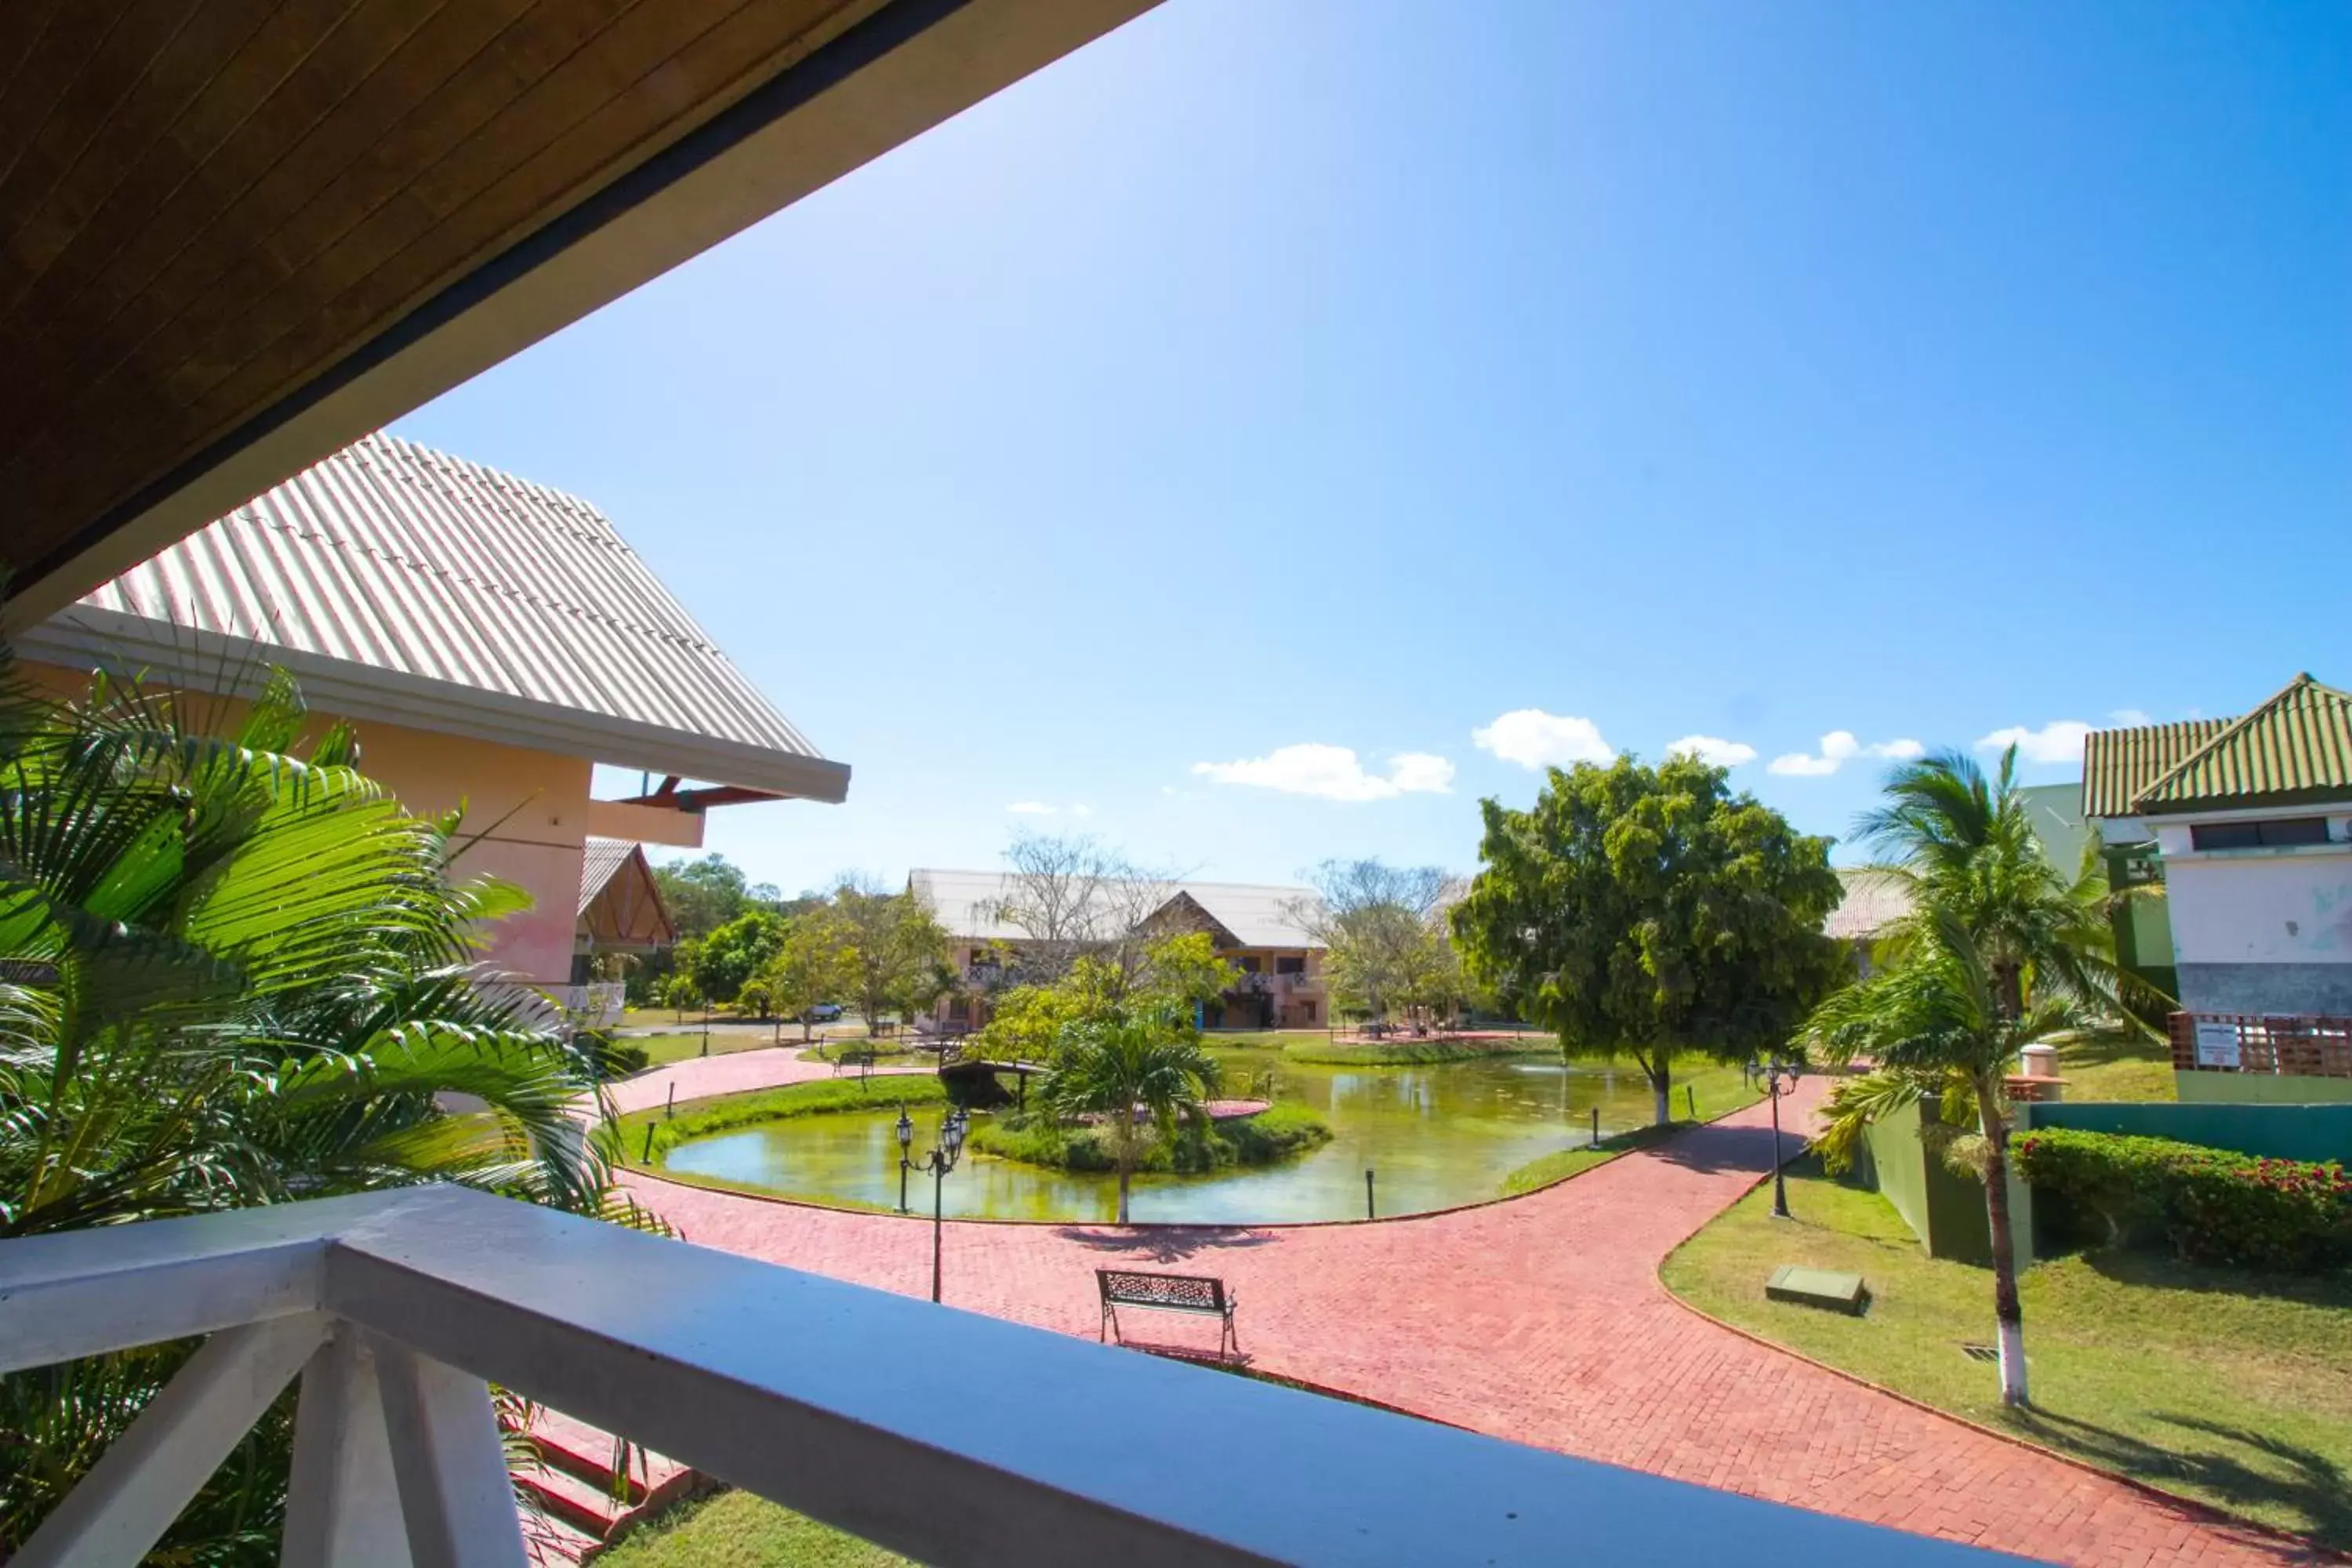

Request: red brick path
left=622, top=1082, right=2307, bottom=1566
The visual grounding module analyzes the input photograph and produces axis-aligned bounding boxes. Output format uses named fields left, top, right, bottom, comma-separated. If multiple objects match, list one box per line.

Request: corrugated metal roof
left=1824, top=868, right=1912, bottom=941
left=579, top=837, right=642, bottom=916
left=2132, top=674, right=2352, bottom=813
left=2080, top=717, right=2230, bottom=819
left=22, top=433, right=847, bottom=801
left=909, top=869, right=1324, bottom=950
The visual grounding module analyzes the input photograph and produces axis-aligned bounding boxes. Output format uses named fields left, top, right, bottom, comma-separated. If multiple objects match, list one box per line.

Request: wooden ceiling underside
left=0, top=0, right=881, bottom=592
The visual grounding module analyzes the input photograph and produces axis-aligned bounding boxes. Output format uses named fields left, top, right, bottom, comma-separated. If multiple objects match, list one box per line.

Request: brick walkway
left=600, top=1046, right=925, bottom=1116
left=620, top=1079, right=2307, bottom=1566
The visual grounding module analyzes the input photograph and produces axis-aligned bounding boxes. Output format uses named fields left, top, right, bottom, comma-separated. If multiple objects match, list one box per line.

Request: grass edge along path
left=1659, top=1160, right=2352, bottom=1551
left=1498, top=1058, right=1766, bottom=1196
left=1279, top=1036, right=1552, bottom=1066
left=594, top=1488, right=911, bottom=1568
left=615, top=1075, right=949, bottom=1167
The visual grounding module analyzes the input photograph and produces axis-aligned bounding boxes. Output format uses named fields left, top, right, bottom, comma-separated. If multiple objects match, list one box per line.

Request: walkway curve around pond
left=597, top=1044, right=924, bottom=1119
left=616, top=1070, right=2304, bottom=1568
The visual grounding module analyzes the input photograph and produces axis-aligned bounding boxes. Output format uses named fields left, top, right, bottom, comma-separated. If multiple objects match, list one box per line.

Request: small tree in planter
left=1038, top=1007, right=1219, bottom=1225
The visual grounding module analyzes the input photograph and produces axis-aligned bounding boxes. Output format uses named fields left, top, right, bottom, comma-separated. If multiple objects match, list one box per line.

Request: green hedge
left=2015, top=1127, right=2352, bottom=1274
left=967, top=1102, right=1331, bottom=1174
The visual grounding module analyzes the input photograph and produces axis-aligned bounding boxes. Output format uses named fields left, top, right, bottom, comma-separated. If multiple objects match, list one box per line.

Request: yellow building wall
left=24, top=662, right=590, bottom=986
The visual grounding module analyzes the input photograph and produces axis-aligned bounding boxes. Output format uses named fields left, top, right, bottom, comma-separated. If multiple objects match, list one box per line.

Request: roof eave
left=2137, top=786, right=2352, bottom=817
left=19, top=610, right=851, bottom=804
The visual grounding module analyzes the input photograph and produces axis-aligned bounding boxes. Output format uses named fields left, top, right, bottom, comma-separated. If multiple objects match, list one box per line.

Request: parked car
left=804, top=1002, right=844, bottom=1023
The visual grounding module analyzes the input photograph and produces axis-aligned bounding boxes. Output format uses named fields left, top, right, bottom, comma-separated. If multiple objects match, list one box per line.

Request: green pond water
left=660, top=1055, right=1712, bottom=1224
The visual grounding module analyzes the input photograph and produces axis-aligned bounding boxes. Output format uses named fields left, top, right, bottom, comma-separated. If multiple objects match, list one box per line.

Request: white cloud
left=1978, top=720, right=2092, bottom=765
left=1666, top=735, right=1757, bottom=768
left=2109, top=709, right=2153, bottom=728
left=1387, top=753, right=1457, bottom=793
left=1006, top=801, right=1057, bottom=815
left=1472, top=710, right=1615, bottom=769
left=1767, top=731, right=1925, bottom=777
left=1191, top=744, right=1456, bottom=802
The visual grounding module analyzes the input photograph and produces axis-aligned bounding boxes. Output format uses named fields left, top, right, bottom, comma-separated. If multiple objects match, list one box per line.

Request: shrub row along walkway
left=617, top=1069, right=2297, bottom=1566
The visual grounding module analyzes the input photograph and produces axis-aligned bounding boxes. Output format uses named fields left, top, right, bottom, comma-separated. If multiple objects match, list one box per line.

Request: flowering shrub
left=2014, top=1128, right=2352, bottom=1274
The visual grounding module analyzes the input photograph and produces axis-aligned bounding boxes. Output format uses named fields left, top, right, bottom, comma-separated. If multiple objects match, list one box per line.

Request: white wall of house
left=2154, top=806, right=2352, bottom=1015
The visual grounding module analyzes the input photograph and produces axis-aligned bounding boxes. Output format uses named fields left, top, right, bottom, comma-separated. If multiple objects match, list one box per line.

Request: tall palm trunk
left=1974, top=1068, right=2028, bottom=1406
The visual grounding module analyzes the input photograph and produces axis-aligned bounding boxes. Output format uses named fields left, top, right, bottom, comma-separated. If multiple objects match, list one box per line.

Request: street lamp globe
left=895, top=1107, right=913, bottom=1152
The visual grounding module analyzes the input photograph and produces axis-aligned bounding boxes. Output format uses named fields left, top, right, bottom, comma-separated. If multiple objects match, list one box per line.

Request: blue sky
left=394, top=0, right=2350, bottom=897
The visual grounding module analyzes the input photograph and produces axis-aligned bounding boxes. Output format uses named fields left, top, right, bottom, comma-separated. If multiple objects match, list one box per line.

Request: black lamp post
left=897, top=1104, right=970, bottom=1303
left=1748, top=1056, right=1802, bottom=1219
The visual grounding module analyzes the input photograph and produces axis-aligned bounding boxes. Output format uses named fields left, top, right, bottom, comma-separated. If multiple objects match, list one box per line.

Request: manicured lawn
left=1501, top=1123, right=1685, bottom=1194
left=1498, top=1058, right=1764, bottom=1195
left=597, top=1490, right=908, bottom=1568
left=1200, top=1029, right=1320, bottom=1050
left=615, top=1074, right=946, bottom=1166
left=2057, top=1029, right=2176, bottom=1102
left=1661, top=1160, right=2352, bottom=1548
left=630, top=1030, right=793, bottom=1067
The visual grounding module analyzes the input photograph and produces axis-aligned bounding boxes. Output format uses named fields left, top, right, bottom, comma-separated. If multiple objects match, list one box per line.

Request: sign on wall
left=2193, top=1020, right=2243, bottom=1069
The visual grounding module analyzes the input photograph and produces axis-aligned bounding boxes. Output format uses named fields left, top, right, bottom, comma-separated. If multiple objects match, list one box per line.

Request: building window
left=1236, top=956, right=1262, bottom=974
left=1276, top=956, right=1306, bottom=975
left=1301, top=1001, right=1316, bottom=1022
left=2190, top=817, right=2332, bottom=851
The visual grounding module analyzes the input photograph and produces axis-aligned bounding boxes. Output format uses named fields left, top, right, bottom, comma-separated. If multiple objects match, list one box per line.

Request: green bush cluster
left=967, top=1102, right=1331, bottom=1175
left=2015, top=1127, right=2352, bottom=1274
left=593, top=1036, right=651, bottom=1077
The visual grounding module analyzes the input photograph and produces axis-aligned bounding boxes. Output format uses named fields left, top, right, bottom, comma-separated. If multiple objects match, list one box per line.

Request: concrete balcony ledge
left=0, top=1186, right=2009, bottom=1566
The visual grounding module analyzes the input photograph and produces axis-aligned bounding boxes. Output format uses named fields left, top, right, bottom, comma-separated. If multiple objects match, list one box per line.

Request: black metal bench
left=1095, top=1269, right=1239, bottom=1362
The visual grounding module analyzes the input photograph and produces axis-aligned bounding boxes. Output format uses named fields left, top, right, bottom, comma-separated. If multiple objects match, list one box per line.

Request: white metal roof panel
left=21, top=434, right=847, bottom=801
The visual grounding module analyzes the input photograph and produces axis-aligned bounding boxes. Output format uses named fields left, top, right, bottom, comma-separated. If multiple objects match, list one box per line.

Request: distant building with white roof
left=908, top=869, right=1329, bottom=1030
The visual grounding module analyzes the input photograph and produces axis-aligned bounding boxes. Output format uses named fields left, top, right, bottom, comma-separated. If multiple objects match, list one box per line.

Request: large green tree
left=1451, top=755, right=1845, bottom=1123
left=1805, top=747, right=2140, bottom=1408
left=0, top=654, right=627, bottom=1558
left=757, top=913, right=858, bottom=1041
left=688, top=906, right=790, bottom=1006
left=972, top=934, right=1236, bottom=1062
left=652, top=853, right=751, bottom=938
left=829, top=880, right=953, bottom=1035
left=1291, top=861, right=1464, bottom=1032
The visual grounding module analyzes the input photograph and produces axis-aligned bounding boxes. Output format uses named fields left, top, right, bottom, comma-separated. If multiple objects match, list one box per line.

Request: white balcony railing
left=0, top=1187, right=2002, bottom=1566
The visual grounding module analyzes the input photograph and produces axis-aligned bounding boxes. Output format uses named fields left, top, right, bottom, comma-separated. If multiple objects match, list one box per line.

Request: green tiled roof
left=2081, top=717, right=2230, bottom=818
left=2132, top=674, right=2352, bottom=814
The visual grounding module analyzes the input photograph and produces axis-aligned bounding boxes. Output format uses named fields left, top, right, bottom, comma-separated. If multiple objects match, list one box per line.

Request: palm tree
left=1039, top=1007, right=1219, bottom=1224
left=1806, top=913, right=2101, bottom=1406
left=1811, top=746, right=2144, bottom=1408
left=0, top=650, right=633, bottom=1557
